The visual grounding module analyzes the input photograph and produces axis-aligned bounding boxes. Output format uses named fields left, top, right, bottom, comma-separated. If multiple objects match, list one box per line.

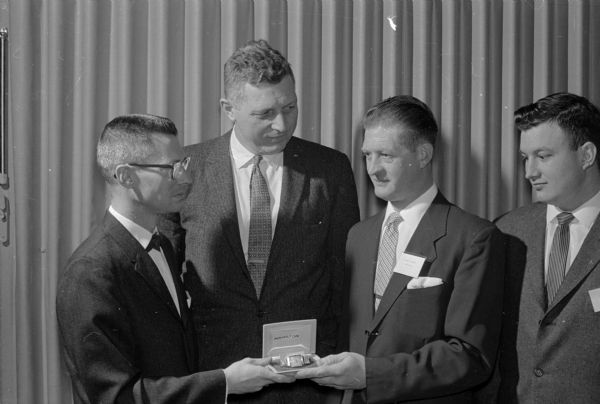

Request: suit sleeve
left=364, top=225, right=505, bottom=403
left=329, top=154, right=360, bottom=351
left=56, top=258, right=226, bottom=404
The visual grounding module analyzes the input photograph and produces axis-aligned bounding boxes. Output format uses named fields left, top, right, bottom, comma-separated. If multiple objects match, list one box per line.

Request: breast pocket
left=387, top=284, right=449, bottom=342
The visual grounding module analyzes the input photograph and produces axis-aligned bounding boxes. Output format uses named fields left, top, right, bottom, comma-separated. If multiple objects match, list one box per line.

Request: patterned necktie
left=546, top=212, right=575, bottom=306
left=248, top=155, right=272, bottom=297
left=374, top=212, right=403, bottom=311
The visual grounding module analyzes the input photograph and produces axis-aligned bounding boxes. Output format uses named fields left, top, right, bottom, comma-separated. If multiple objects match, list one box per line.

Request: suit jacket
left=56, top=212, right=226, bottom=404
left=161, top=133, right=360, bottom=403
left=496, top=203, right=600, bottom=403
left=344, top=192, right=505, bottom=404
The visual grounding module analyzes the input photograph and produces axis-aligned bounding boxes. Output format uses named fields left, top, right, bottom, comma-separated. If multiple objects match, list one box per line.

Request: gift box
left=262, top=319, right=317, bottom=373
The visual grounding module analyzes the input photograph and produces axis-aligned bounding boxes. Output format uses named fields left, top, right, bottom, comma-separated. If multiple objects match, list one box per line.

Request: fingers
left=294, top=367, right=322, bottom=379
left=243, top=357, right=272, bottom=366
left=315, top=352, right=347, bottom=366
left=268, top=373, right=296, bottom=384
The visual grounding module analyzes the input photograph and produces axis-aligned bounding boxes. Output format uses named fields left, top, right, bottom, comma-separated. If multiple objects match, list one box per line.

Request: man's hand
left=294, top=352, right=366, bottom=390
left=223, top=357, right=295, bottom=395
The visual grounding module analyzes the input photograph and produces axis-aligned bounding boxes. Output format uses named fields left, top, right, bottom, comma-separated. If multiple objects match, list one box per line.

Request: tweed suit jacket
left=344, top=192, right=505, bottom=404
left=496, top=202, right=600, bottom=403
left=162, top=132, right=360, bottom=403
left=56, top=212, right=226, bottom=404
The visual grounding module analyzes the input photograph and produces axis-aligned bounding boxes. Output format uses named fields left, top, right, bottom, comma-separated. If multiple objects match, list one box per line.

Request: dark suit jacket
left=56, top=212, right=226, bottom=404
left=496, top=203, right=600, bottom=403
left=161, top=132, right=360, bottom=403
left=344, top=192, right=504, bottom=404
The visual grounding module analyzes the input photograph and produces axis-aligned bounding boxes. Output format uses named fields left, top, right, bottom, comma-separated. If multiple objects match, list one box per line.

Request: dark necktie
left=546, top=212, right=575, bottom=306
left=248, top=155, right=272, bottom=297
left=374, top=212, right=403, bottom=311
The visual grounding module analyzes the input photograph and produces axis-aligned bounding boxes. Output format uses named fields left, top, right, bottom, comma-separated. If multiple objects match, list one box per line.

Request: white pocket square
left=406, top=276, right=444, bottom=289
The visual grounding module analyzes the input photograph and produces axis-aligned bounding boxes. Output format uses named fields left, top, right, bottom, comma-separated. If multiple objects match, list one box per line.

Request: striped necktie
left=374, top=212, right=403, bottom=311
left=546, top=211, right=574, bottom=306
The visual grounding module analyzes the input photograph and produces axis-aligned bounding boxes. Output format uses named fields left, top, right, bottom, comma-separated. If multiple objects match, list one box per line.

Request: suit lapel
left=369, top=193, right=448, bottom=330
left=547, top=213, right=600, bottom=312
left=204, top=133, right=247, bottom=271
left=103, top=213, right=182, bottom=321
left=161, top=237, right=191, bottom=327
left=354, top=212, right=385, bottom=341
left=133, top=253, right=183, bottom=320
left=525, top=206, right=548, bottom=311
left=269, top=138, right=306, bottom=262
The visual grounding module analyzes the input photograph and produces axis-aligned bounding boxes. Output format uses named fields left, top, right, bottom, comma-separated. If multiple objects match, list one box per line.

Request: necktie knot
left=252, top=154, right=263, bottom=166
left=385, top=212, right=403, bottom=228
left=146, top=232, right=163, bottom=252
left=556, top=212, right=574, bottom=226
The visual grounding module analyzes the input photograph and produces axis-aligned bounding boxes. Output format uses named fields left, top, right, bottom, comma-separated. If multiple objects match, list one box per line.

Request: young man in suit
left=56, top=114, right=292, bottom=404
left=160, top=39, right=360, bottom=403
left=296, top=95, right=505, bottom=403
left=496, top=93, right=600, bottom=403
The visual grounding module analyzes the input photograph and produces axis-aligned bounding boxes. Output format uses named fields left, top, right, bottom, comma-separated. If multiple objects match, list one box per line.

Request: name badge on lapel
left=588, top=288, right=600, bottom=313
left=394, top=252, right=427, bottom=278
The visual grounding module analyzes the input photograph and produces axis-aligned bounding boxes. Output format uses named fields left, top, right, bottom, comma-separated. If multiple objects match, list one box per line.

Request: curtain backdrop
left=1, top=0, right=599, bottom=402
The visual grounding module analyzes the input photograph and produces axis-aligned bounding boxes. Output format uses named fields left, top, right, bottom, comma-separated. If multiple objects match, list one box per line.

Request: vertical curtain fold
left=288, top=0, right=322, bottom=144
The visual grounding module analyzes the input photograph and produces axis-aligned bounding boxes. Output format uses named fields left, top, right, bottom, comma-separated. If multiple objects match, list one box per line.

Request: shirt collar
left=108, top=205, right=156, bottom=249
left=547, top=188, right=600, bottom=230
left=384, top=184, right=438, bottom=224
left=230, top=127, right=283, bottom=169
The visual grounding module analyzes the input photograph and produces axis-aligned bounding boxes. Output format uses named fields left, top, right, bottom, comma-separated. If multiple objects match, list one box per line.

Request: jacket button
left=534, top=368, right=544, bottom=377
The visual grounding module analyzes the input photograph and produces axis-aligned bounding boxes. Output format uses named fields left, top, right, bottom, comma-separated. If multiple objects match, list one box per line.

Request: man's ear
left=220, top=98, right=236, bottom=122
left=417, top=143, right=434, bottom=168
left=114, top=165, right=135, bottom=188
left=580, top=141, right=597, bottom=170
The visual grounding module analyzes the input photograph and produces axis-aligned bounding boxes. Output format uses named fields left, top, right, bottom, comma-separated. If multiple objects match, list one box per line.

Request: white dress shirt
left=545, top=189, right=600, bottom=277
left=230, top=128, right=283, bottom=261
left=108, top=206, right=180, bottom=314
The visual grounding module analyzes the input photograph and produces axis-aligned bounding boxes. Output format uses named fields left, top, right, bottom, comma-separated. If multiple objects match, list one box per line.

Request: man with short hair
left=496, top=92, right=600, bottom=403
left=296, top=95, right=505, bottom=403
left=57, top=114, right=291, bottom=404
left=161, top=39, right=360, bottom=403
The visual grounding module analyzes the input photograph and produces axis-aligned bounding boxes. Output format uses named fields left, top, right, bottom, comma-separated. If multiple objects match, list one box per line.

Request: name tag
left=394, top=252, right=427, bottom=278
left=588, top=288, right=600, bottom=313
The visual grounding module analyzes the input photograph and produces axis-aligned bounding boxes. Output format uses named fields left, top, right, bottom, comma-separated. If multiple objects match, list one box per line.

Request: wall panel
left=1, top=1, right=599, bottom=402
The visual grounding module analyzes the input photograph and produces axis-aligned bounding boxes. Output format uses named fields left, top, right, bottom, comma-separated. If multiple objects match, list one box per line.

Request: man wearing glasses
left=56, top=114, right=292, bottom=404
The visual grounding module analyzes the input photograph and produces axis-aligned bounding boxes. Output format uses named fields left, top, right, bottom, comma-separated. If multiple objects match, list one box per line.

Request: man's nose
left=524, top=158, right=538, bottom=180
left=366, top=157, right=382, bottom=176
left=271, top=112, right=286, bottom=132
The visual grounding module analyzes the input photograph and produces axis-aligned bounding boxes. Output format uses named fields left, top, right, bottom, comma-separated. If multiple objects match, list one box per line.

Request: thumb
left=245, top=357, right=272, bottom=366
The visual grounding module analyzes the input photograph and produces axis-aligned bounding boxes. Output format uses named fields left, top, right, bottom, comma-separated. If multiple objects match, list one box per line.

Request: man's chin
left=532, top=189, right=548, bottom=201
left=165, top=197, right=187, bottom=212
left=261, top=137, right=292, bottom=154
left=373, top=189, right=391, bottom=202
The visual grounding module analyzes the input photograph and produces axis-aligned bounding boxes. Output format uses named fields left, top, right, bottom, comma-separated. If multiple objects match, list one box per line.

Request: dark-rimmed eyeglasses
left=127, top=156, right=190, bottom=180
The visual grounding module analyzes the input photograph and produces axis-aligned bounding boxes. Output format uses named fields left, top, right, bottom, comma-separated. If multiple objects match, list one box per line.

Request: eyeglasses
left=127, top=156, right=190, bottom=180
